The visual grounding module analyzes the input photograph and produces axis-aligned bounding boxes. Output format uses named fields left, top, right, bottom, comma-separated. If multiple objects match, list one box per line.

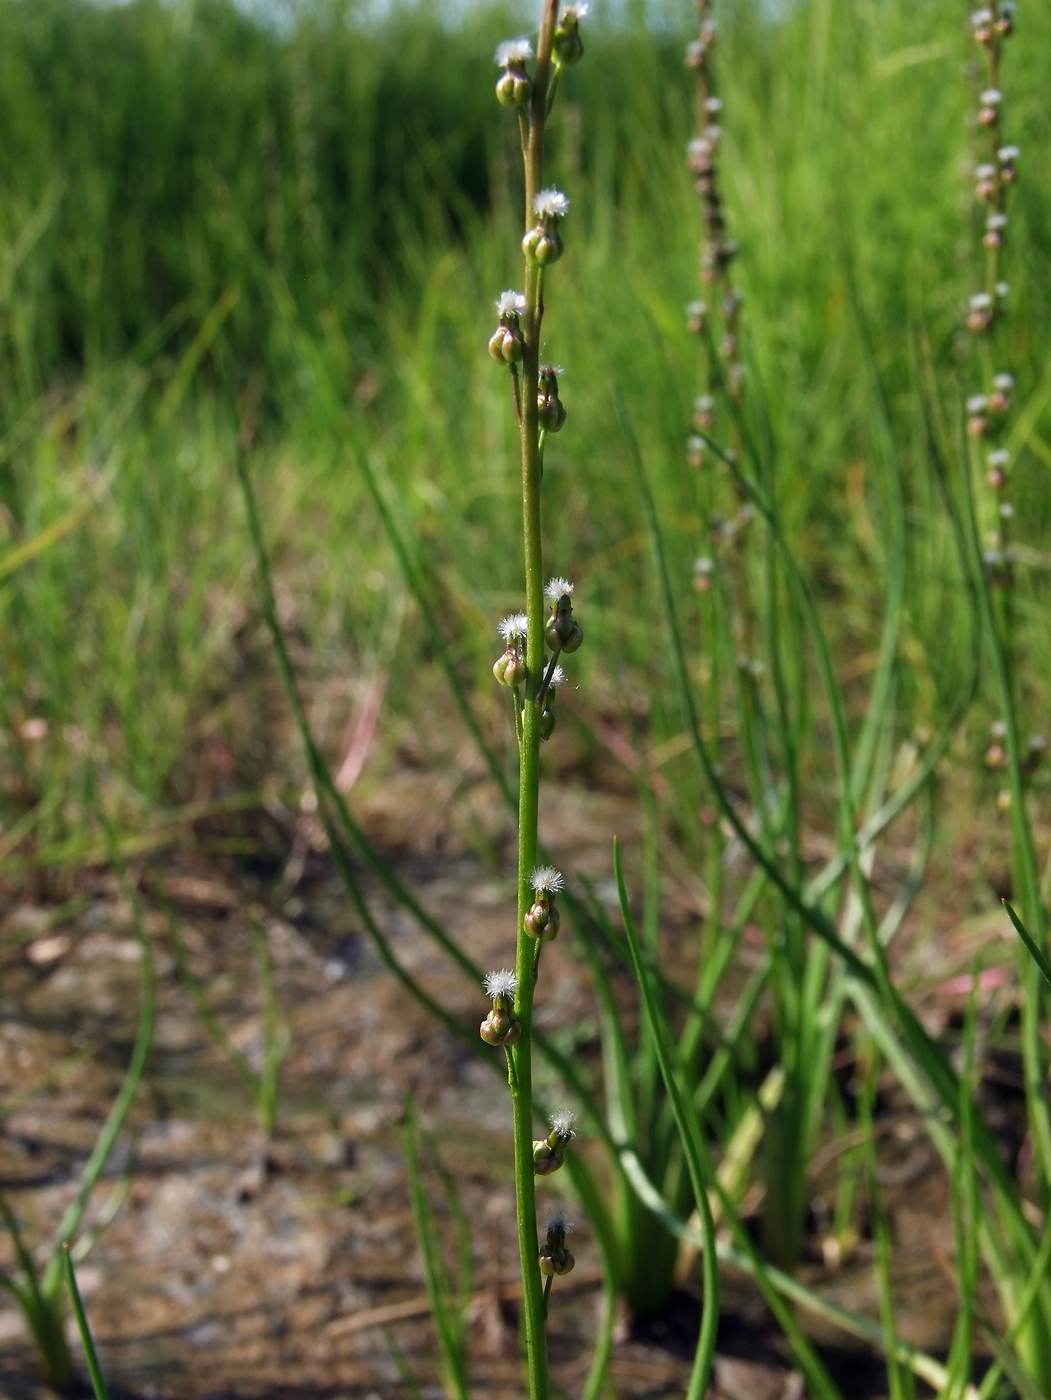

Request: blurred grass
left=0, top=0, right=1047, bottom=856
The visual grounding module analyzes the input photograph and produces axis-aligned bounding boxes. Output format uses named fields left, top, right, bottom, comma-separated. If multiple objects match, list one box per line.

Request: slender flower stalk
left=964, top=0, right=1051, bottom=1218
left=965, top=3, right=1019, bottom=595
left=483, top=7, right=587, bottom=1397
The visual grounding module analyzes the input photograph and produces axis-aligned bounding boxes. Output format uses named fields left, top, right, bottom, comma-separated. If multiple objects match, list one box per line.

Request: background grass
left=0, top=0, right=1047, bottom=891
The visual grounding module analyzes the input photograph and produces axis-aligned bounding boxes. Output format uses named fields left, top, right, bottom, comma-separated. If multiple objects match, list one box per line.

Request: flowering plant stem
left=509, top=4, right=560, bottom=1396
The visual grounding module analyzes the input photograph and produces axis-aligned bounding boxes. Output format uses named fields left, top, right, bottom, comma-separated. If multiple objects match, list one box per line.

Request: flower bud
left=994, top=2, right=1015, bottom=36
left=538, top=1247, right=575, bottom=1275
left=480, top=969, right=521, bottom=1046
left=540, top=705, right=556, bottom=740
left=983, top=212, right=1007, bottom=249
left=686, top=300, right=707, bottom=334
left=978, top=89, right=1002, bottom=127
left=988, top=371, right=1013, bottom=415
left=694, top=394, right=715, bottom=431
left=984, top=548, right=1013, bottom=588
left=488, top=325, right=522, bottom=364
left=1023, top=734, right=1047, bottom=777
left=533, top=1140, right=564, bottom=1174
left=494, top=646, right=526, bottom=687
left=489, top=290, right=526, bottom=364
left=966, top=291, right=993, bottom=333
left=533, top=1110, right=577, bottom=1175
left=537, top=364, right=567, bottom=433
left=544, top=577, right=583, bottom=652
left=974, top=163, right=996, bottom=201
left=687, top=137, right=714, bottom=175
left=523, top=189, right=569, bottom=266
left=985, top=742, right=1007, bottom=769
left=524, top=896, right=561, bottom=940
left=523, top=223, right=564, bottom=265
left=539, top=1211, right=575, bottom=1276
left=553, top=4, right=586, bottom=66
left=480, top=1008, right=521, bottom=1045
left=494, top=39, right=534, bottom=108
left=986, top=448, right=1009, bottom=491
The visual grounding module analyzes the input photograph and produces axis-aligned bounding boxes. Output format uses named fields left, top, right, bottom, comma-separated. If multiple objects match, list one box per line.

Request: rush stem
left=509, top=2, right=560, bottom=1399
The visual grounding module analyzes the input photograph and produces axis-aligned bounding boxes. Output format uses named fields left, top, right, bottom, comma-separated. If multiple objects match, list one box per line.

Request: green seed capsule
left=493, top=647, right=526, bottom=687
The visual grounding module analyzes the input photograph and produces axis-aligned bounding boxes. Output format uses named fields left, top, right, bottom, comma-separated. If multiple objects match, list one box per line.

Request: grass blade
left=614, top=837, right=719, bottom=1400
left=1003, top=899, right=1051, bottom=992
left=62, top=1245, right=111, bottom=1400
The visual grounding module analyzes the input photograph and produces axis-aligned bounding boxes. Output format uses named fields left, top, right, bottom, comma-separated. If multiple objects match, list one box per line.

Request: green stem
left=508, top=6, right=560, bottom=1399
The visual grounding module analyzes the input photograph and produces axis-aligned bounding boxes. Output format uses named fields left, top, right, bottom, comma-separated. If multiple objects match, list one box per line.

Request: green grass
left=0, top=0, right=1047, bottom=833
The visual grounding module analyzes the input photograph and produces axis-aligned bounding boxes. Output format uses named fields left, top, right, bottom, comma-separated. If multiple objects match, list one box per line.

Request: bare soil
left=0, top=758, right=1030, bottom=1400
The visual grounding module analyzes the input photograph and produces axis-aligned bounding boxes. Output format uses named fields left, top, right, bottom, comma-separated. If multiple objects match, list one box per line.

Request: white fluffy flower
left=496, top=290, right=526, bottom=317
left=980, top=88, right=1002, bottom=104
left=533, top=188, right=570, bottom=220
left=498, top=613, right=529, bottom=641
left=545, top=577, right=574, bottom=601
left=546, top=1208, right=574, bottom=1233
left=549, top=1109, right=577, bottom=1139
left=484, top=969, right=518, bottom=1000
left=495, top=38, right=534, bottom=65
left=548, top=665, right=568, bottom=690
left=530, top=865, right=565, bottom=894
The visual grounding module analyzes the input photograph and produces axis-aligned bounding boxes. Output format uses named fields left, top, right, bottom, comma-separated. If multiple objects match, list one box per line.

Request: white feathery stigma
left=496, top=289, right=527, bottom=317
left=484, top=968, right=518, bottom=1000
left=548, top=665, right=568, bottom=690
left=533, top=188, right=570, bottom=220
left=549, top=1109, right=577, bottom=1139
left=495, top=38, right=534, bottom=65
left=546, top=1208, right=574, bottom=1233
left=530, top=865, right=565, bottom=894
left=498, top=613, right=529, bottom=641
left=545, top=577, right=574, bottom=602
left=562, top=2, right=588, bottom=18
